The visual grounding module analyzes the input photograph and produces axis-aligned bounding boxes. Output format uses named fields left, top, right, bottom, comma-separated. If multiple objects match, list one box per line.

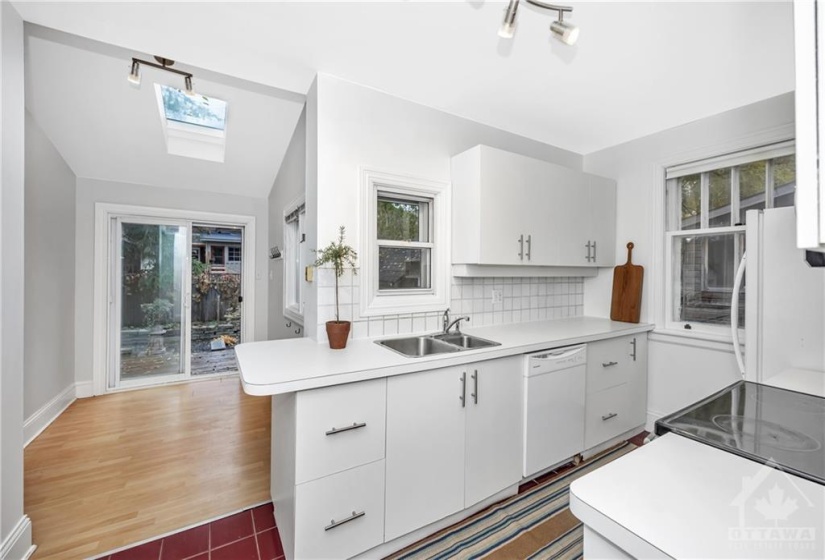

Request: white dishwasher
left=523, top=345, right=587, bottom=478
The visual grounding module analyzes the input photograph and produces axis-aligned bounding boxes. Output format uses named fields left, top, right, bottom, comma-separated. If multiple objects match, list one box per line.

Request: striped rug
left=386, top=442, right=637, bottom=560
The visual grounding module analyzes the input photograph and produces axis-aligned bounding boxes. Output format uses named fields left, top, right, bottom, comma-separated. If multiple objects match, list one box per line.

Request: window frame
left=283, top=196, right=306, bottom=324
left=360, top=168, right=450, bottom=317
left=664, top=141, right=795, bottom=336
left=227, top=245, right=241, bottom=263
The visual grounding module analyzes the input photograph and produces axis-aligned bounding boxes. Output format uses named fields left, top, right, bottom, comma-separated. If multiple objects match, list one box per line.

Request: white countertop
left=570, top=433, right=825, bottom=559
left=236, top=316, right=652, bottom=395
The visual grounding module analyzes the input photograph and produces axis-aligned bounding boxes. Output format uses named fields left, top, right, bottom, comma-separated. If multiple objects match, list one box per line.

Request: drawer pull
left=602, top=361, right=618, bottom=367
left=602, top=412, right=618, bottom=421
left=325, top=422, right=367, bottom=436
left=325, top=510, right=365, bottom=531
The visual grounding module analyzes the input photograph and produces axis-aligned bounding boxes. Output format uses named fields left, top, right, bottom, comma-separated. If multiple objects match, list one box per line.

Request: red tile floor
left=104, top=431, right=650, bottom=560
left=102, top=503, right=284, bottom=560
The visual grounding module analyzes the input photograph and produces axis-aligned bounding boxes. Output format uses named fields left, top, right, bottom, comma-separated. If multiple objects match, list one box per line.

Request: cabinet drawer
left=295, top=378, right=386, bottom=484
left=584, top=382, right=643, bottom=449
left=294, top=460, right=385, bottom=560
left=586, top=336, right=640, bottom=393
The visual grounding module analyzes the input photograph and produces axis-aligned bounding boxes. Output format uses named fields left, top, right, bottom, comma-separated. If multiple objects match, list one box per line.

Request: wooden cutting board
left=610, top=242, right=644, bottom=323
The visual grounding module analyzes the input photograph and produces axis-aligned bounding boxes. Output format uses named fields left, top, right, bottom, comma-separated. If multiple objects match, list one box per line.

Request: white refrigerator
left=732, top=207, right=825, bottom=396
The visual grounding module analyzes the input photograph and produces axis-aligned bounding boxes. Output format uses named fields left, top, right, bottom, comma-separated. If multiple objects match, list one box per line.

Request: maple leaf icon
left=754, top=484, right=798, bottom=524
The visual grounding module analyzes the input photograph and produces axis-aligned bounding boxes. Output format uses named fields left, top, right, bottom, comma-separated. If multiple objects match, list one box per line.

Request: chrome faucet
left=442, top=308, right=470, bottom=334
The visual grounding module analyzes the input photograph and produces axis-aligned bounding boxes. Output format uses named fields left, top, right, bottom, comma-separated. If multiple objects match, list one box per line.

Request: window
left=209, top=245, right=225, bottom=266
left=192, top=245, right=205, bottom=263
left=665, top=142, right=795, bottom=332
left=377, top=194, right=433, bottom=291
left=160, top=85, right=227, bottom=130
left=227, top=246, right=241, bottom=263
left=154, top=84, right=227, bottom=163
left=284, top=198, right=306, bottom=322
left=361, top=169, right=449, bottom=316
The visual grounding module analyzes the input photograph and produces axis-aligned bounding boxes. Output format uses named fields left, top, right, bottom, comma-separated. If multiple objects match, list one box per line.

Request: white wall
left=309, top=74, right=583, bottom=341
left=267, top=106, right=306, bottom=340
left=73, top=178, right=269, bottom=391
left=24, top=112, right=76, bottom=421
left=1, top=1, right=34, bottom=557
left=582, top=92, right=796, bottom=423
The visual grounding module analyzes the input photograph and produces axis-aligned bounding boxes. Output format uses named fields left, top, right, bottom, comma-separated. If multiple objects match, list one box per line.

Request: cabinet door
left=464, top=357, right=523, bottom=507
left=385, top=367, right=466, bottom=541
left=589, top=175, right=617, bottom=267
left=552, top=169, right=591, bottom=266
left=478, top=147, right=533, bottom=265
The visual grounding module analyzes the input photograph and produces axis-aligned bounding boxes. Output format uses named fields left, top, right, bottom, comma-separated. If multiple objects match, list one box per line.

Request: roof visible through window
left=160, top=85, right=227, bottom=131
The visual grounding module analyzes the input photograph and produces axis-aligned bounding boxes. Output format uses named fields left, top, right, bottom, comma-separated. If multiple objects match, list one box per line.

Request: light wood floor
left=24, top=377, right=271, bottom=560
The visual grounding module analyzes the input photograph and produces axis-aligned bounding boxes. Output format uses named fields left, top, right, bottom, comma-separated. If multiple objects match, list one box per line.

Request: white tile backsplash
left=315, top=267, right=585, bottom=341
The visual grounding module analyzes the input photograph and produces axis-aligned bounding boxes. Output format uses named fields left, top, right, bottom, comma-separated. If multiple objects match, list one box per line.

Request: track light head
left=127, top=60, right=141, bottom=87
left=498, top=0, right=519, bottom=39
left=550, top=18, right=579, bottom=45
left=184, top=75, right=194, bottom=96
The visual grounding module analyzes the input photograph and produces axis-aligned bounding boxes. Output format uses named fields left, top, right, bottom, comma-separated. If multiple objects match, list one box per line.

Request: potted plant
left=314, top=226, right=358, bottom=349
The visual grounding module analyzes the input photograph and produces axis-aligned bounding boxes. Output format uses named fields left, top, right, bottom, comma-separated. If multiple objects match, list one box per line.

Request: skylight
left=160, top=85, right=227, bottom=131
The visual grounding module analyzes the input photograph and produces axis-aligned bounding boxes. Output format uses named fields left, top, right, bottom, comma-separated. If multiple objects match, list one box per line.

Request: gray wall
left=74, top=178, right=270, bottom=391
left=267, top=106, right=306, bottom=340
left=24, top=111, right=76, bottom=419
left=582, top=92, right=797, bottom=425
left=1, top=0, right=32, bottom=554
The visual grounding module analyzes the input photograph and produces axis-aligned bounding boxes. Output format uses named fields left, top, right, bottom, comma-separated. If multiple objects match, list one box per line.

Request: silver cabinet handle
left=526, top=235, right=532, bottom=261
left=326, top=422, right=367, bottom=436
left=585, top=241, right=592, bottom=262
left=602, top=361, right=618, bottom=367
left=325, top=510, right=365, bottom=531
left=460, top=371, right=466, bottom=407
left=602, top=412, right=618, bottom=421
left=518, top=234, right=524, bottom=260
left=592, top=240, right=597, bottom=262
left=630, top=338, right=637, bottom=361
left=471, top=370, right=478, bottom=404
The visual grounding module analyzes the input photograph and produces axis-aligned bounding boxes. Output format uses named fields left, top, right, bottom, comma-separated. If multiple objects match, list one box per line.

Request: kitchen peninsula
left=237, top=316, right=652, bottom=559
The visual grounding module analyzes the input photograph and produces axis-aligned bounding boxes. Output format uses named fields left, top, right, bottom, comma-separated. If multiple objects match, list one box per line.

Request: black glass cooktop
left=656, top=381, right=825, bottom=486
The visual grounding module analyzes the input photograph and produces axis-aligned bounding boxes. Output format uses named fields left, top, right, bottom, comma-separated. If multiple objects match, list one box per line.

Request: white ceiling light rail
left=498, top=0, right=579, bottom=45
left=128, top=55, right=195, bottom=95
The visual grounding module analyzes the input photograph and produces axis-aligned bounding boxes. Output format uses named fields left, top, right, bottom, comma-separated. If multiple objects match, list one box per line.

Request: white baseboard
left=1, top=515, right=35, bottom=560
left=74, top=380, right=94, bottom=398
left=23, top=384, right=76, bottom=447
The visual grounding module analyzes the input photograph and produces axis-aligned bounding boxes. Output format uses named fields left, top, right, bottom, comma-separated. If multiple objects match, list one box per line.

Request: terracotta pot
left=326, top=321, right=351, bottom=349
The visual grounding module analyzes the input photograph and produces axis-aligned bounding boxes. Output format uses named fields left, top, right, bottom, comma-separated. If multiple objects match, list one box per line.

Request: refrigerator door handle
left=731, top=251, right=747, bottom=379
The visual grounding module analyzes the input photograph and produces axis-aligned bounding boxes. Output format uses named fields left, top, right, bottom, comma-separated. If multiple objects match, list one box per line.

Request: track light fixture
left=127, top=56, right=195, bottom=94
left=498, top=0, right=579, bottom=45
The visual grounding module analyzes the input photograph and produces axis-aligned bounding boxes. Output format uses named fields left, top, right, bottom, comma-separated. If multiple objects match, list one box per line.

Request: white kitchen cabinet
left=794, top=0, right=825, bottom=250
left=384, top=366, right=467, bottom=541
left=584, top=334, right=647, bottom=450
left=464, top=356, right=523, bottom=508
left=385, top=356, right=523, bottom=540
left=451, top=145, right=616, bottom=271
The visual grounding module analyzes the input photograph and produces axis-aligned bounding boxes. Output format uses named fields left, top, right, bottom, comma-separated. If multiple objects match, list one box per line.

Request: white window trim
left=360, top=168, right=450, bottom=317
left=283, top=195, right=306, bottom=325
left=92, top=203, right=256, bottom=396
left=651, top=125, right=794, bottom=348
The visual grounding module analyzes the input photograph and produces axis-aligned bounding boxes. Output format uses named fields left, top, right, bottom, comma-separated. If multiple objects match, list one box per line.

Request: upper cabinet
left=451, top=146, right=616, bottom=274
left=794, top=0, right=825, bottom=250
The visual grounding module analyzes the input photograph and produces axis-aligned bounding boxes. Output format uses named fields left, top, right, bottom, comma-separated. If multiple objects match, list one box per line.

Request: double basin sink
left=376, top=332, right=500, bottom=358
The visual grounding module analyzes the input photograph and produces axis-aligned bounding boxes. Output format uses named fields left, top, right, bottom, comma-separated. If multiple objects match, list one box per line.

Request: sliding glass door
left=111, top=218, right=190, bottom=388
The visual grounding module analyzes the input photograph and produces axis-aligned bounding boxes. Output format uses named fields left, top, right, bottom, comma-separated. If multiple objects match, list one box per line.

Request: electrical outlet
left=491, top=289, right=503, bottom=304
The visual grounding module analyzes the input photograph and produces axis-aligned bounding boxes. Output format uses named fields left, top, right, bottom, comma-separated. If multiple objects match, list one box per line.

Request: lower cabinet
left=385, top=356, right=523, bottom=541
left=584, top=334, right=648, bottom=450
left=293, top=460, right=385, bottom=560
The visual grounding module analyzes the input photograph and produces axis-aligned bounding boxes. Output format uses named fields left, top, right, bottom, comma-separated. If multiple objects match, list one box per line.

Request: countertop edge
left=238, top=319, right=653, bottom=396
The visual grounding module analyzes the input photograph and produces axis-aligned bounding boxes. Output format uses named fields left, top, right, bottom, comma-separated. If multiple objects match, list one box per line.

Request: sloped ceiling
left=15, top=1, right=795, bottom=160
left=24, top=25, right=305, bottom=199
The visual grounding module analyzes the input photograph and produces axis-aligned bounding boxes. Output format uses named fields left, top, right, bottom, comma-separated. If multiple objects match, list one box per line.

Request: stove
left=656, top=381, right=825, bottom=486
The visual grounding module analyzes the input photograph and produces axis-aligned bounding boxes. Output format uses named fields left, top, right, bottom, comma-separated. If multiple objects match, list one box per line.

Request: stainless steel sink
left=376, top=336, right=462, bottom=357
left=431, top=333, right=501, bottom=349
left=376, top=333, right=500, bottom=357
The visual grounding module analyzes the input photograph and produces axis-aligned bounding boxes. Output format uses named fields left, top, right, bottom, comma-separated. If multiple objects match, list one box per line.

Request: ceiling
left=16, top=1, right=795, bottom=192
